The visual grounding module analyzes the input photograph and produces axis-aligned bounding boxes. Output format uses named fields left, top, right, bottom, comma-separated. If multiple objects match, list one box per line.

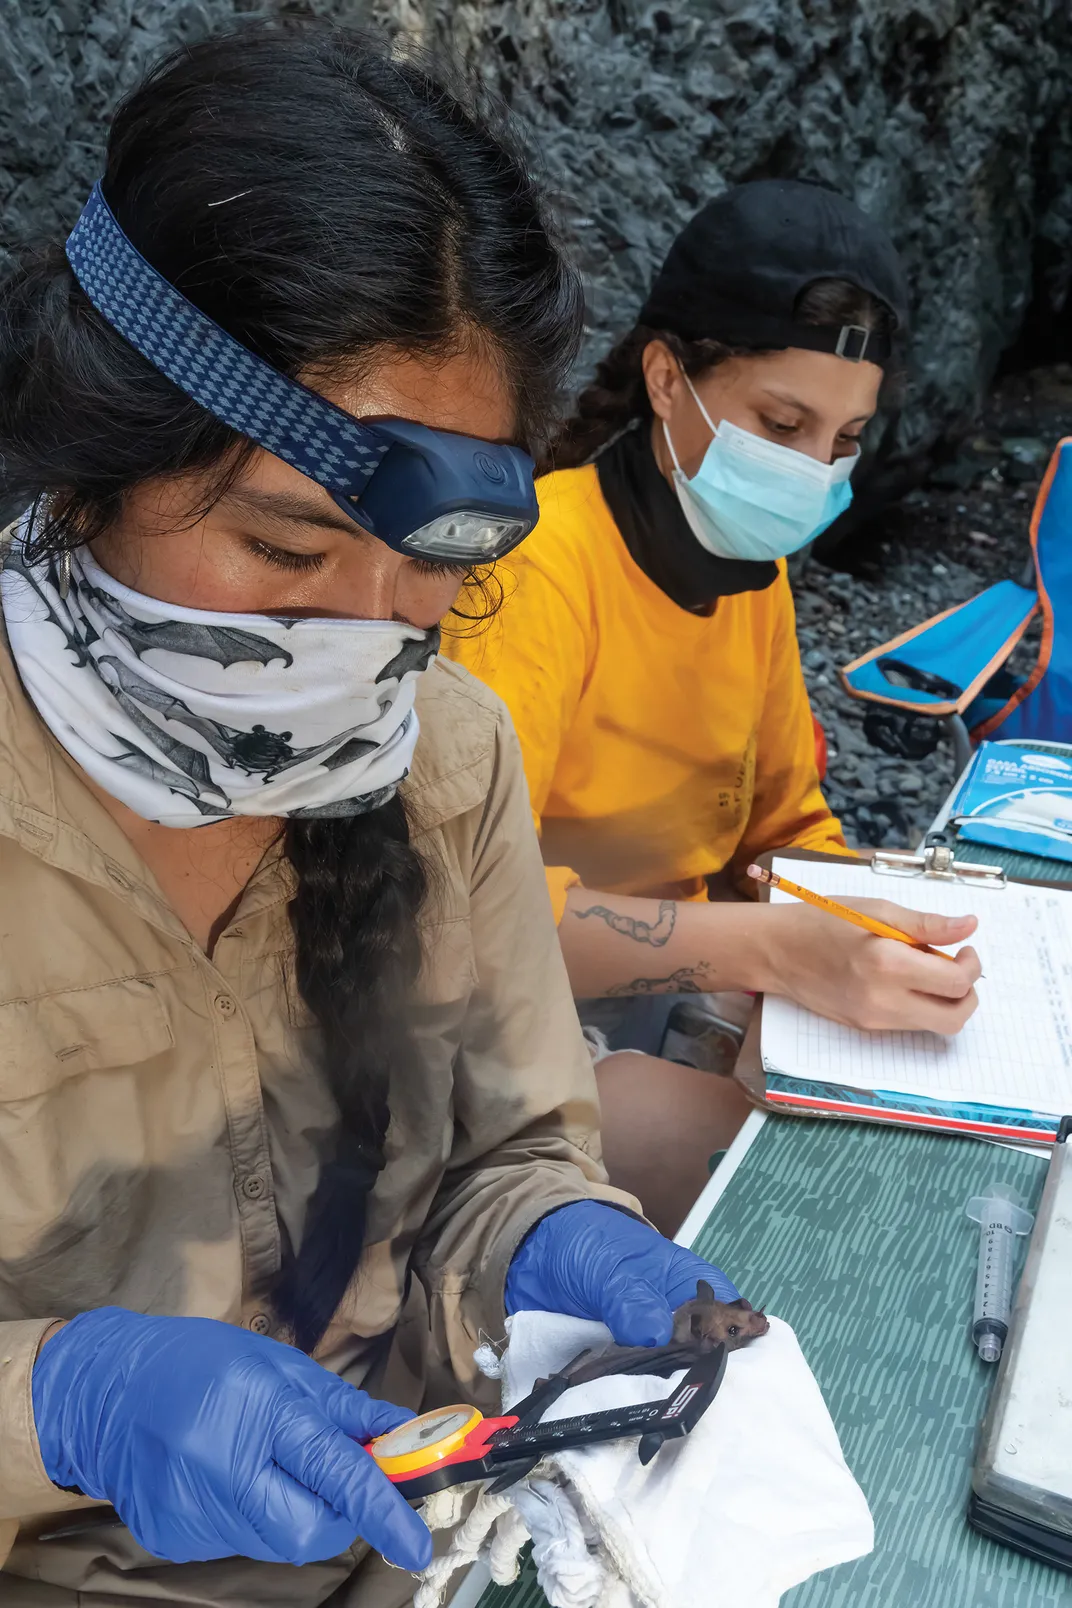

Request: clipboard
left=732, top=845, right=1072, bottom=1133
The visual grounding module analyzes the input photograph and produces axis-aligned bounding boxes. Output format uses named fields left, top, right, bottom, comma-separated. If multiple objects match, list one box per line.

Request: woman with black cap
left=448, top=180, right=981, bottom=1228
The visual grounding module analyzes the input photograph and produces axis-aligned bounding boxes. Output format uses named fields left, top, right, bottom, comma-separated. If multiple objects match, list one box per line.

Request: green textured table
left=955, top=840, right=1072, bottom=886
left=474, top=831, right=1072, bottom=1607
left=476, top=1116, right=1069, bottom=1608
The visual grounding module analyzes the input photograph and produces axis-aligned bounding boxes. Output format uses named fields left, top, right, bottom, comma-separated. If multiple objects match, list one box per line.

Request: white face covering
left=0, top=529, right=439, bottom=827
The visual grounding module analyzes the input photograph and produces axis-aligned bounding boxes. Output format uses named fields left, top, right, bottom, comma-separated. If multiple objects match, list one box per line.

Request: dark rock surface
left=3, top=0, right=1072, bottom=460
left=434, top=1, right=1072, bottom=451
left=0, top=1, right=1068, bottom=849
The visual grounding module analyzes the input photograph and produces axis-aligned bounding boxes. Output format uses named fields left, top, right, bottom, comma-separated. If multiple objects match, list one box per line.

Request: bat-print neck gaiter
left=0, top=528, right=439, bottom=827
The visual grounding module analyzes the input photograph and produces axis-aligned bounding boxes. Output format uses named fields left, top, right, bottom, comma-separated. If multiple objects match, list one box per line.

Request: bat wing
left=260, top=728, right=384, bottom=780
left=109, top=737, right=229, bottom=814
left=295, top=733, right=379, bottom=775
left=375, top=629, right=440, bottom=684
left=97, top=658, right=238, bottom=778
left=110, top=696, right=220, bottom=792
left=3, top=545, right=93, bottom=666
left=89, top=587, right=293, bottom=670
left=158, top=621, right=294, bottom=669
left=97, top=656, right=229, bottom=741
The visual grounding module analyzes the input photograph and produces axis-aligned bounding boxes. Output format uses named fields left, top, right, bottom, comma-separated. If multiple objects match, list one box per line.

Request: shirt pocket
left=0, top=978, right=174, bottom=1101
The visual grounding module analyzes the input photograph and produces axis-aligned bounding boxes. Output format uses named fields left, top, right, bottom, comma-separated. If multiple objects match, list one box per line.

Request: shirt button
left=248, top=1312, right=272, bottom=1336
left=214, top=993, right=236, bottom=1018
left=105, top=864, right=129, bottom=889
left=242, top=1174, right=267, bottom=1201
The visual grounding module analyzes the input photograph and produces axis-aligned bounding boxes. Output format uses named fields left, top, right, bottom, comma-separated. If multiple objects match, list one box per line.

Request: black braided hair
left=0, top=25, right=582, bottom=1351
left=278, top=800, right=426, bottom=1353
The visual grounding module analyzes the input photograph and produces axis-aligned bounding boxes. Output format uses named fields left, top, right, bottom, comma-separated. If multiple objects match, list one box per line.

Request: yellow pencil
left=746, top=863, right=944, bottom=956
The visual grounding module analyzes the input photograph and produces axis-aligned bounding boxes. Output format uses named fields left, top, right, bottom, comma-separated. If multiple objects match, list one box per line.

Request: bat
left=98, top=658, right=390, bottom=784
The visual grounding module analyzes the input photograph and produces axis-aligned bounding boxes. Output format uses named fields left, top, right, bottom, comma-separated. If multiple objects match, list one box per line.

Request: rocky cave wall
left=3, top=0, right=1072, bottom=461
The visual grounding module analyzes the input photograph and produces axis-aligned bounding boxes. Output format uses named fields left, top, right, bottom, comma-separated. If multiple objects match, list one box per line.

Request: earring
left=58, top=549, right=72, bottom=600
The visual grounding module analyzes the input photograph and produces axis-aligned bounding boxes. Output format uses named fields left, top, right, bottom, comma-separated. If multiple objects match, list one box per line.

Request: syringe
left=965, top=1184, right=1034, bottom=1363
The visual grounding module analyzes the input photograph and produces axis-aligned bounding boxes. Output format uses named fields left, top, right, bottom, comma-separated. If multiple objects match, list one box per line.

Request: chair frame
left=839, top=436, right=1071, bottom=757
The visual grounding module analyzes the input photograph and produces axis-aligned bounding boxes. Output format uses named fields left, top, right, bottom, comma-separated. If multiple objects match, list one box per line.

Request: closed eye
left=759, top=415, right=800, bottom=437
left=408, top=557, right=471, bottom=580
left=246, top=538, right=325, bottom=573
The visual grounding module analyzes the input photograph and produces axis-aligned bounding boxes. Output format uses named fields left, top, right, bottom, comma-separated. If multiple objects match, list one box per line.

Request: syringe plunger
left=976, top=1332, right=1002, bottom=1364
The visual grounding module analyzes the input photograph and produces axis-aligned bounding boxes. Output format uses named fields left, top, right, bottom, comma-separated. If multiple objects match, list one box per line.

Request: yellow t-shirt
left=445, top=462, right=845, bottom=921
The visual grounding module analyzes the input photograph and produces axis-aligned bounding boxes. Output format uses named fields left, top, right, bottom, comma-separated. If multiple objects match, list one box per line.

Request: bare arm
left=560, top=884, right=984, bottom=1034
left=561, top=887, right=752, bottom=998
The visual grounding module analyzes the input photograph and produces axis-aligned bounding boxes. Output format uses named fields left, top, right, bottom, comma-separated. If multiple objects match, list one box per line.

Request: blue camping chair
left=840, top=436, right=1072, bottom=767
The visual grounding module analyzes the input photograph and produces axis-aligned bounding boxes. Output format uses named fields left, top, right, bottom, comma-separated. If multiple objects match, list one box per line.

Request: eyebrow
left=760, top=388, right=873, bottom=425
left=221, top=485, right=366, bottom=538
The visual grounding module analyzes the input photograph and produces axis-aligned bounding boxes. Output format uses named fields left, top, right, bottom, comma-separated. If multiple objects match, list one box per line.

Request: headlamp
left=403, top=517, right=530, bottom=559
left=65, top=185, right=538, bottom=565
left=329, top=415, right=537, bottom=564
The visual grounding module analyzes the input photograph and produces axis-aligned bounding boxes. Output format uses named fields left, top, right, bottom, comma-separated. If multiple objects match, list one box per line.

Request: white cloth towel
left=418, top=1311, right=873, bottom=1608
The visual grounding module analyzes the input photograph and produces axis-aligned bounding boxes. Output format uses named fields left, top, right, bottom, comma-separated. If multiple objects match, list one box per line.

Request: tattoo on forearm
left=573, top=899, right=677, bottom=947
left=606, top=964, right=710, bottom=997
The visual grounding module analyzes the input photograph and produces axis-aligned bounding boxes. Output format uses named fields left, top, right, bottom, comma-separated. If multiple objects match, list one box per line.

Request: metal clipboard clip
left=870, top=833, right=1007, bottom=888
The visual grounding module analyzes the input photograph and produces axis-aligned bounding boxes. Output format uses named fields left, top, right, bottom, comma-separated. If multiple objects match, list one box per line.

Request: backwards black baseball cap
left=639, top=179, right=908, bottom=368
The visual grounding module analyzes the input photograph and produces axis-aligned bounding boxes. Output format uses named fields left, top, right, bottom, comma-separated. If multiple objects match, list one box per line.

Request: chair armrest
left=840, top=580, right=1037, bottom=717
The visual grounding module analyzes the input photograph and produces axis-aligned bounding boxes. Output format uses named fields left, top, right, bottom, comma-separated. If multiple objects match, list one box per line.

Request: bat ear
left=696, top=1279, right=715, bottom=1303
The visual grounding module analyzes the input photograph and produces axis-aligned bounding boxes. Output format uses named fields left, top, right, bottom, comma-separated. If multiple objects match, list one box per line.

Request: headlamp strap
left=65, top=184, right=390, bottom=495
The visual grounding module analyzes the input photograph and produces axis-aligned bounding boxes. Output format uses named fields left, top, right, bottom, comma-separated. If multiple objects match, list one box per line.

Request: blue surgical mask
left=663, top=375, right=858, bottom=563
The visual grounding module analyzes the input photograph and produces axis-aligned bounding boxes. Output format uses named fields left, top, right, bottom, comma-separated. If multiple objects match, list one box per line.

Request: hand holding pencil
left=748, top=863, right=982, bottom=1035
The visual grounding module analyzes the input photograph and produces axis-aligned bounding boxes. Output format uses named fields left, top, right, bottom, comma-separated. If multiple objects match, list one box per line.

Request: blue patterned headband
left=66, top=184, right=390, bottom=495
left=64, top=185, right=539, bottom=562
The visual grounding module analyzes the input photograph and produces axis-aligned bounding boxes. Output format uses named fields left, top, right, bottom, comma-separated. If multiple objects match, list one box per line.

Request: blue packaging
left=950, top=740, right=1072, bottom=864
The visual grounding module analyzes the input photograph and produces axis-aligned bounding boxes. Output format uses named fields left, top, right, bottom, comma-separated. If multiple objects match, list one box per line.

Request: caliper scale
left=368, top=1343, right=728, bottom=1499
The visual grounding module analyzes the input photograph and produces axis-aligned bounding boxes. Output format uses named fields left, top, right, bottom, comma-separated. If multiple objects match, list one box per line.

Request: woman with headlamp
left=448, top=183, right=981, bottom=1227
left=0, top=28, right=740, bottom=1605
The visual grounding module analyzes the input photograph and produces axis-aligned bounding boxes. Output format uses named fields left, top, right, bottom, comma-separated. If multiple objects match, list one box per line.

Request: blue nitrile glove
left=32, top=1307, right=433, bottom=1570
left=505, top=1200, right=740, bottom=1347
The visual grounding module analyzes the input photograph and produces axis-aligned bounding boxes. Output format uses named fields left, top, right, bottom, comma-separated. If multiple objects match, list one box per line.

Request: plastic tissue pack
left=948, top=740, right=1072, bottom=865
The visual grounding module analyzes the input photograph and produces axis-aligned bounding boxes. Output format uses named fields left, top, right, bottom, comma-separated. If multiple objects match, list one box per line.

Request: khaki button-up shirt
left=0, top=630, right=631, bottom=1597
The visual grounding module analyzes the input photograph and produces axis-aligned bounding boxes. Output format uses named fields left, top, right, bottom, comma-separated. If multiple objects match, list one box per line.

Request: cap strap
left=784, top=319, right=891, bottom=365
left=66, top=184, right=391, bottom=494
left=834, top=325, right=872, bottom=362
left=639, top=295, right=894, bottom=366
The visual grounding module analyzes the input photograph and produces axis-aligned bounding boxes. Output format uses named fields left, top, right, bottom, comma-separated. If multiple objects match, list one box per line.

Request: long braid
left=276, top=797, right=426, bottom=1353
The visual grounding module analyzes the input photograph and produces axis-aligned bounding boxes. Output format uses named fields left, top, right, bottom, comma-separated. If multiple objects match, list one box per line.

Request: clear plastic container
left=970, top=1120, right=1072, bottom=1566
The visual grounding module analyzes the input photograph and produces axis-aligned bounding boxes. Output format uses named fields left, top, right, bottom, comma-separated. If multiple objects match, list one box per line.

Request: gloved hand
left=505, top=1200, right=739, bottom=1347
left=32, top=1307, right=433, bottom=1570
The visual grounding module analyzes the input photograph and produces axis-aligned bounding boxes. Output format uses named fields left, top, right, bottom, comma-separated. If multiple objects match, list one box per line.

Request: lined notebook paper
left=760, top=856, right=1072, bottom=1139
